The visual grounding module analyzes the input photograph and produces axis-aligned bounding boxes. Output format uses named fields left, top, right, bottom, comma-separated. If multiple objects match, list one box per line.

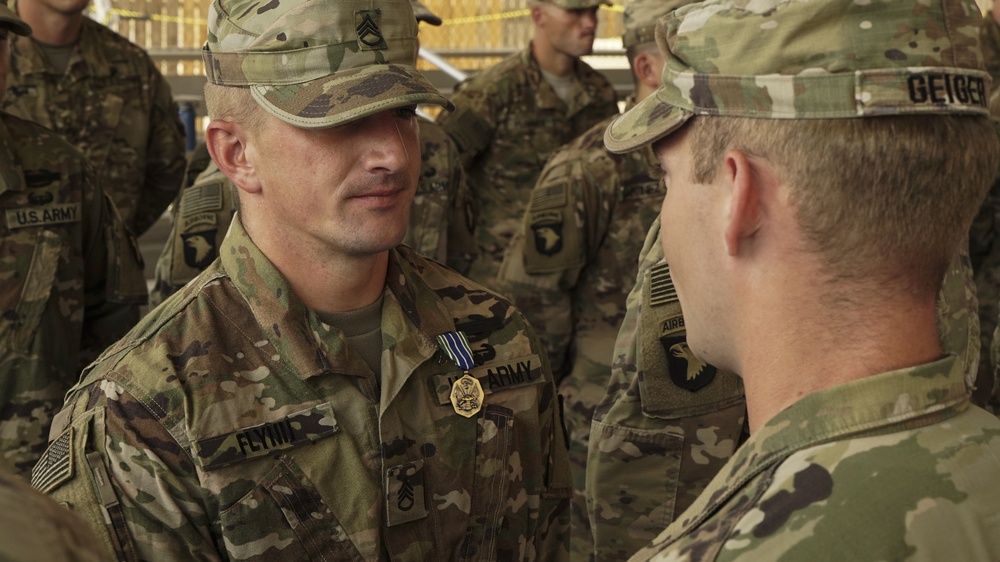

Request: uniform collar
left=10, top=16, right=111, bottom=80
left=522, top=45, right=597, bottom=117
left=219, top=217, right=458, bottom=389
left=645, top=354, right=969, bottom=551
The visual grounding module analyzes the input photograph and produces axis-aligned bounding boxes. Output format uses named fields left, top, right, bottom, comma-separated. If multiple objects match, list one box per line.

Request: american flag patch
left=529, top=181, right=567, bottom=210
left=31, top=426, right=74, bottom=494
left=180, top=182, right=223, bottom=216
left=649, top=262, right=678, bottom=307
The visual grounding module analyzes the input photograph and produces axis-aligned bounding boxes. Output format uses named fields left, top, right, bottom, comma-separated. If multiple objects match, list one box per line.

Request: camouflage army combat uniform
left=495, top=107, right=664, bottom=558
left=0, top=111, right=147, bottom=477
left=3, top=9, right=186, bottom=237
left=438, top=21, right=619, bottom=288
left=38, top=217, right=571, bottom=561
left=596, top=0, right=999, bottom=559
left=0, top=469, right=109, bottom=561
left=587, top=220, right=980, bottom=561
left=149, top=119, right=478, bottom=307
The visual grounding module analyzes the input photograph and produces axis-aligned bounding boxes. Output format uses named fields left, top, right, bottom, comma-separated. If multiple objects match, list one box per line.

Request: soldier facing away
left=35, top=0, right=571, bottom=560
left=3, top=0, right=187, bottom=237
left=437, top=0, right=619, bottom=290
left=0, top=2, right=145, bottom=478
left=601, top=0, right=1000, bottom=559
left=494, top=0, right=691, bottom=557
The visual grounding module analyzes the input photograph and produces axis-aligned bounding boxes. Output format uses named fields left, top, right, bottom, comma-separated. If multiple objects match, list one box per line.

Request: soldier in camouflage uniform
left=148, top=0, right=477, bottom=307
left=599, top=0, right=1000, bottom=559
left=437, top=0, right=619, bottom=289
left=0, top=469, right=108, bottom=561
left=494, top=1, right=689, bottom=558
left=0, top=4, right=146, bottom=478
left=35, top=0, right=571, bottom=560
left=3, top=0, right=187, bottom=237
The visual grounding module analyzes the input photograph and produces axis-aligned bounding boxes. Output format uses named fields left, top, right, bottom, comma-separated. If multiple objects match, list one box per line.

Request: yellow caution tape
left=440, top=3, right=621, bottom=26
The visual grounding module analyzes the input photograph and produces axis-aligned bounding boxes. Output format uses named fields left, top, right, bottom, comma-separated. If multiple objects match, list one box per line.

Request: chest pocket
left=405, top=179, right=448, bottom=262
left=196, top=403, right=365, bottom=561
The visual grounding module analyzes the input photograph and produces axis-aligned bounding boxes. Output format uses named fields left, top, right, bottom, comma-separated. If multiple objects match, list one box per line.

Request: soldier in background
left=494, top=0, right=690, bottom=557
left=603, top=0, right=1000, bottom=558
left=0, top=3, right=145, bottom=478
left=37, top=0, right=571, bottom=559
left=3, top=0, right=186, bottom=237
left=148, top=0, right=478, bottom=307
left=437, top=0, right=619, bottom=289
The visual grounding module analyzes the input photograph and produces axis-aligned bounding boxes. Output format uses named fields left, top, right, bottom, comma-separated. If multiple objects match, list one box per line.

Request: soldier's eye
left=393, top=106, right=418, bottom=120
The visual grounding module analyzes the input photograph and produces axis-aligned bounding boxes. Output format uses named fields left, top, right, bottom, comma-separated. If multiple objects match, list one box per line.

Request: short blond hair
left=686, top=115, right=999, bottom=296
left=203, top=83, right=266, bottom=135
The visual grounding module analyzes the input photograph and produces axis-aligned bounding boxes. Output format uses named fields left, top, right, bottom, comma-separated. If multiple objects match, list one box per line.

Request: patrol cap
left=411, top=0, right=441, bottom=26
left=605, top=0, right=992, bottom=153
left=536, top=0, right=612, bottom=10
left=202, top=0, right=453, bottom=129
left=622, top=0, right=692, bottom=49
left=0, top=4, right=31, bottom=36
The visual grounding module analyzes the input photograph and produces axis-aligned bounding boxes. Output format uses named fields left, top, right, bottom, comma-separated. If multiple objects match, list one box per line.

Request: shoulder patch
left=529, top=179, right=568, bottom=211
left=180, top=181, right=224, bottom=216
left=31, top=427, right=74, bottom=494
left=649, top=263, right=678, bottom=307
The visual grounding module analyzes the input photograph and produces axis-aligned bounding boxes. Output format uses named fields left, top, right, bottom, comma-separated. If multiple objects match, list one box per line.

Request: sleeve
left=80, top=167, right=144, bottom=369
left=443, top=131, right=479, bottom=275
left=130, top=61, right=186, bottom=236
left=436, top=76, right=500, bottom=171
left=40, top=383, right=221, bottom=562
left=981, top=12, right=1000, bottom=87
left=494, top=154, right=594, bottom=379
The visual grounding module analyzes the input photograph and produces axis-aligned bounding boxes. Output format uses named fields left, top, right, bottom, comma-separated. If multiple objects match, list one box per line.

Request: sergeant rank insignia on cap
left=355, top=10, right=387, bottom=50
left=436, top=331, right=484, bottom=417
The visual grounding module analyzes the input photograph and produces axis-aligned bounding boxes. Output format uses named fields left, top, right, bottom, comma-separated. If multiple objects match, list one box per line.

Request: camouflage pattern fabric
left=3, top=14, right=186, bottom=237
left=39, top=216, right=571, bottom=561
left=202, top=0, right=452, bottom=129
left=625, top=355, right=1000, bottom=561
left=586, top=219, right=747, bottom=562
left=149, top=119, right=478, bottom=307
left=0, top=112, right=145, bottom=478
left=437, top=48, right=619, bottom=289
left=587, top=218, right=980, bottom=561
left=0, top=469, right=109, bottom=561
left=981, top=11, right=1000, bottom=85
left=495, top=107, right=664, bottom=560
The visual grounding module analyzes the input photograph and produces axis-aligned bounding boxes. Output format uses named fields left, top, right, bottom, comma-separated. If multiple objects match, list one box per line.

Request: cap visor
left=604, top=89, right=693, bottom=154
left=252, top=63, right=454, bottom=129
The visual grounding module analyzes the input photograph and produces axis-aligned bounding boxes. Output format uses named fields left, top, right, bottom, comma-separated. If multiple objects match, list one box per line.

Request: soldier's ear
left=206, top=119, right=262, bottom=195
left=632, top=52, right=660, bottom=90
left=723, top=148, right=766, bottom=257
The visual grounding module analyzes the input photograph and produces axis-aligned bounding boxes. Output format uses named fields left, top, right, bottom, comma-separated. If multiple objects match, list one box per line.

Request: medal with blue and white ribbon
left=436, top=331, right=484, bottom=418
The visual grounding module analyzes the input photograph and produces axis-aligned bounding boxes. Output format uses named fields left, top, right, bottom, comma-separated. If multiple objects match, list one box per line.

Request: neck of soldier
left=242, top=218, right=390, bottom=314
left=17, top=2, right=84, bottom=45
left=733, top=262, right=943, bottom=435
left=531, top=38, right=575, bottom=78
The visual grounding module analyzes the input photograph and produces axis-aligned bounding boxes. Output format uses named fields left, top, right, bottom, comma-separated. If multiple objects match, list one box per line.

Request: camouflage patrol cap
left=202, top=0, right=453, bottom=129
left=622, top=0, right=692, bottom=49
left=411, top=0, right=442, bottom=26
left=0, top=4, right=30, bottom=36
left=537, top=0, right=612, bottom=10
left=606, top=0, right=992, bottom=153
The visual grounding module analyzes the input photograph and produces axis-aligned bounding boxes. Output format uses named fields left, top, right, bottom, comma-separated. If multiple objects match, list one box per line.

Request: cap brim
left=252, top=63, right=454, bottom=129
left=0, top=16, right=31, bottom=36
left=604, top=87, right=693, bottom=154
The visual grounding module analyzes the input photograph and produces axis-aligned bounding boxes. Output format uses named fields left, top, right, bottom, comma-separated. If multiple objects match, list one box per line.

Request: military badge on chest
left=436, top=331, right=484, bottom=417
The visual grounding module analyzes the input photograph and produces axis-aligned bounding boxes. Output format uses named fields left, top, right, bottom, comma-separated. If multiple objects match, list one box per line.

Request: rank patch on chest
left=6, top=203, right=80, bottom=229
